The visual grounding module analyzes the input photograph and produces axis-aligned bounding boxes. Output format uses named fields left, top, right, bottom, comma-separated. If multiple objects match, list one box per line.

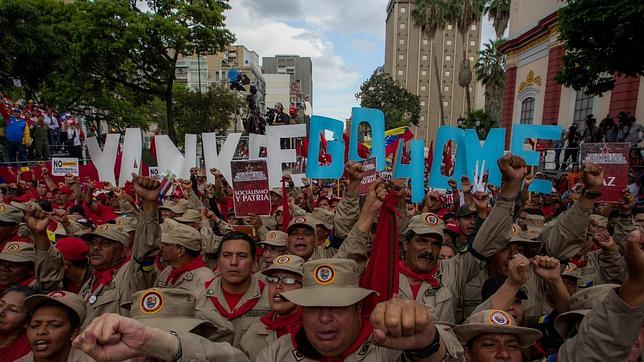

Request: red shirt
left=0, top=333, right=31, bottom=362
left=222, top=289, right=244, bottom=310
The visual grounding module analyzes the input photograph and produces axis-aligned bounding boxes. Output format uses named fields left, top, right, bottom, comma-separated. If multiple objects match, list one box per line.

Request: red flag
left=149, top=131, right=159, bottom=159
left=359, top=191, right=400, bottom=317
left=441, top=141, right=454, bottom=176
left=280, top=178, right=291, bottom=232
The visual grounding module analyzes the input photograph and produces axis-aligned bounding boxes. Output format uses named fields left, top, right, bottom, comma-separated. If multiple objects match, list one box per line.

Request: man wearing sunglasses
left=240, top=254, right=304, bottom=361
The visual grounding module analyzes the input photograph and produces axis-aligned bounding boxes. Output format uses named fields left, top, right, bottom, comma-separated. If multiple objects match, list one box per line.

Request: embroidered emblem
left=424, top=214, right=439, bottom=225
left=5, top=242, right=20, bottom=252
left=275, top=255, right=291, bottom=264
left=96, top=224, right=109, bottom=232
left=140, top=291, right=164, bottom=314
left=488, top=310, right=512, bottom=326
left=313, top=265, right=335, bottom=285
left=48, top=291, right=66, bottom=298
left=0, top=205, right=5, bottom=212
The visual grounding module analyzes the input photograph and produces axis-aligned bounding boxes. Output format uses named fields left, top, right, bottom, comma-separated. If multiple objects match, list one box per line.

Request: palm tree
left=411, top=0, right=459, bottom=126
left=456, top=0, right=485, bottom=114
left=475, top=38, right=506, bottom=123
left=485, top=0, right=511, bottom=39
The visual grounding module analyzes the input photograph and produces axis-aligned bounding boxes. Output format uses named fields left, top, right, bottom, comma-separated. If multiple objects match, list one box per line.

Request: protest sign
left=359, top=157, right=377, bottom=195
left=231, top=159, right=271, bottom=217
left=580, top=143, right=630, bottom=202
left=51, top=158, right=79, bottom=176
left=148, top=167, right=160, bottom=179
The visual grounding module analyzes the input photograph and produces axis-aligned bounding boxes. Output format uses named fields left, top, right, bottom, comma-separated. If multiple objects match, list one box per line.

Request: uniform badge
left=184, top=272, right=193, bottom=281
left=424, top=288, right=436, bottom=297
left=488, top=310, right=512, bottom=326
left=0, top=205, right=5, bottom=212
left=313, top=265, right=335, bottom=285
left=294, top=216, right=307, bottom=224
left=358, top=341, right=371, bottom=355
left=424, top=214, right=439, bottom=225
left=275, top=255, right=291, bottom=265
left=48, top=291, right=66, bottom=298
left=206, top=289, right=215, bottom=296
left=291, top=350, right=305, bottom=361
left=5, top=242, right=20, bottom=252
left=96, top=224, right=109, bottom=232
left=140, top=290, right=164, bottom=314
left=88, top=295, right=97, bottom=304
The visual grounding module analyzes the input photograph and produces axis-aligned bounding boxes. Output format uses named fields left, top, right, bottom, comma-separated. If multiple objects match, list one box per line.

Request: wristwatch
left=581, top=188, right=602, bottom=199
left=168, top=330, right=183, bottom=362
left=405, top=327, right=441, bottom=359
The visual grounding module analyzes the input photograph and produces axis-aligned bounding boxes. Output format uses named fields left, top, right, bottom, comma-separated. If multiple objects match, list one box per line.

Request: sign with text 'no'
left=51, top=158, right=79, bottom=176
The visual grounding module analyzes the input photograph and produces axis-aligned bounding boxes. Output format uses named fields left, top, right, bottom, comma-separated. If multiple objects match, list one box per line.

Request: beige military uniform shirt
left=156, top=266, right=215, bottom=304
left=176, top=331, right=250, bottom=361
left=332, top=189, right=359, bottom=240
left=79, top=212, right=160, bottom=328
left=18, top=348, right=95, bottom=361
left=34, top=244, right=65, bottom=291
left=197, top=274, right=271, bottom=347
left=256, top=325, right=463, bottom=362
left=239, top=321, right=279, bottom=361
left=576, top=248, right=627, bottom=288
left=399, top=253, right=485, bottom=324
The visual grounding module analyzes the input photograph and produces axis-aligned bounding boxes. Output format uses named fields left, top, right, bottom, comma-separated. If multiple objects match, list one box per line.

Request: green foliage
left=464, top=109, right=497, bottom=139
left=484, top=0, right=510, bottom=38
left=557, top=0, right=644, bottom=95
left=355, top=73, right=421, bottom=129
left=476, top=39, right=505, bottom=122
left=172, top=84, right=245, bottom=140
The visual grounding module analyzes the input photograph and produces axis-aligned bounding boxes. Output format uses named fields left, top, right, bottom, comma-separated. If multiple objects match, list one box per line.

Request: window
left=445, top=71, right=450, bottom=76
left=423, top=39, right=428, bottom=45
left=398, top=70, right=404, bottom=76
left=573, top=89, right=595, bottom=123
left=447, top=24, right=453, bottom=30
left=420, top=115, right=424, bottom=121
left=422, top=55, right=428, bottom=61
left=469, top=56, right=475, bottom=62
left=470, top=24, right=476, bottom=30
left=470, top=40, right=476, bottom=46
left=400, top=7, right=406, bottom=13
left=446, top=55, right=451, bottom=61
left=420, top=86, right=426, bottom=91
left=520, top=97, right=535, bottom=124
left=399, top=54, right=405, bottom=60
left=399, top=39, right=405, bottom=45
left=443, top=101, right=449, bottom=107
left=444, top=86, right=450, bottom=92
left=400, top=23, right=406, bottom=29
left=421, top=70, right=427, bottom=76
left=447, top=40, right=452, bottom=46
left=420, top=101, right=425, bottom=106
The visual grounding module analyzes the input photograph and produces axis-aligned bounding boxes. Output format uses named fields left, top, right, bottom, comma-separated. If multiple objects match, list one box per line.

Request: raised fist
left=24, top=205, right=50, bottom=234
left=497, top=154, right=527, bottom=184
left=132, top=173, right=160, bottom=203
left=345, top=161, right=365, bottom=183
left=581, top=163, right=604, bottom=191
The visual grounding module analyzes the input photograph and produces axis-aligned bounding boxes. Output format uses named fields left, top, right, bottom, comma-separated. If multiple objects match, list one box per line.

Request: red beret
left=55, top=237, right=89, bottom=261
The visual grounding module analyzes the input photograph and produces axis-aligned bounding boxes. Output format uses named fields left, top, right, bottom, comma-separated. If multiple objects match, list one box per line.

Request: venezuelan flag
left=384, top=126, right=414, bottom=156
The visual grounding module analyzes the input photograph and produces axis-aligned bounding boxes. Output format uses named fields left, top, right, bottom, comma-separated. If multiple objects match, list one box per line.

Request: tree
left=557, top=0, right=644, bottom=95
left=70, top=0, right=235, bottom=142
left=412, top=0, right=459, bottom=125
left=463, top=109, right=497, bottom=139
left=172, top=84, right=245, bottom=141
left=456, top=0, right=485, bottom=114
left=355, top=73, right=421, bottom=129
left=484, top=0, right=510, bottom=38
left=476, top=39, right=506, bottom=124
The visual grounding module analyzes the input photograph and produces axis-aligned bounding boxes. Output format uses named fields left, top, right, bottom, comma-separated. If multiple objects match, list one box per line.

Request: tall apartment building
left=384, top=0, right=482, bottom=144
left=262, top=55, right=313, bottom=109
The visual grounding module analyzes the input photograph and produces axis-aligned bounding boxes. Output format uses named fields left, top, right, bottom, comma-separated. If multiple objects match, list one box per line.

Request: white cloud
left=225, top=0, right=362, bottom=95
left=351, top=39, right=377, bottom=53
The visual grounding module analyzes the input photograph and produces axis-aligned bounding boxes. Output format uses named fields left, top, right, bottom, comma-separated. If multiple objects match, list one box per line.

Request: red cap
left=289, top=107, right=297, bottom=115
left=444, top=222, right=461, bottom=236
left=59, top=187, right=72, bottom=195
left=55, top=237, right=89, bottom=261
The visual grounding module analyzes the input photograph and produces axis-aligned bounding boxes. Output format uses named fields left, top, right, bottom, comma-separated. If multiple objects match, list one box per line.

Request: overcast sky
left=225, top=0, right=497, bottom=122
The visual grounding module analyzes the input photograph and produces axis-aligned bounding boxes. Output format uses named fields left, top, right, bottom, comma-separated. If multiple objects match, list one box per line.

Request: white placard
left=148, top=167, right=160, bottom=179
left=51, top=157, right=79, bottom=176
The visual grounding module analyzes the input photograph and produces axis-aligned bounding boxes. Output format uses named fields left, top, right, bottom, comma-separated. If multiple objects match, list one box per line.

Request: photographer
left=270, top=103, right=290, bottom=126
left=562, top=122, right=581, bottom=170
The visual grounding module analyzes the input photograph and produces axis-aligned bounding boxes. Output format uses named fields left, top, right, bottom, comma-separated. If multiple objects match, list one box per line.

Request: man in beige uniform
left=240, top=254, right=305, bottom=361
left=173, top=208, right=219, bottom=255
left=0, top=241, right=37, bottom=290
left=160, top=199, right=189, bottom=233
left=258, top=258, right=463, bottom=361
left=398, top=212, right=485, bottom=323
left=198, top=231, right=271, bottom=347
left=257, top=230, right=288, bottom=270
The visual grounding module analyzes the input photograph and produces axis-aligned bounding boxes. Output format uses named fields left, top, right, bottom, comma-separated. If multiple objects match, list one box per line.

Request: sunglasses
left=265, top=275, right=302, bottom=286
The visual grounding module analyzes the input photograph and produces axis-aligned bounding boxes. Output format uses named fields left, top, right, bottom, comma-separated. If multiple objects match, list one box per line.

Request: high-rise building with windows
left=262, top=55, right=313, bottom=109
left=384, top=0, right=482, bottom=144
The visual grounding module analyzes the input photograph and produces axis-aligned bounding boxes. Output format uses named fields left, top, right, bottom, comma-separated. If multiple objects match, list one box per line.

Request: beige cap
left=174, top=209, right=201, bottom=224
left=258, top=230, right=288, bottom=247
left=161, top=219, right=202, bottom=251
left=287, top=215, right=320, bottom=234
left=128, top=288, right=216, bottom=336
left=0, top=203, right=23, bottom=224
left=262, top=254, right=305, bottom=276
left=159, top=200, right=177, bottom=211
left=80, top=223, right=130, bottom=245
left=280, top=258, right=376, bottom=307
left=525, top=214, right=545, bottom=239
left=312, top=208, right=334, bottom=230
left=453, top=309, right=542, bottom=348
left=0, top=242, right=35, bottom=263
left=163, top=199, right=190, bottom=214
left=510, top=224, right=542, bottom=246
left=115, top=201, right=137, bottom=215
left=114, top=217, right=137, bottom=233
left=404, top=213, right=445, bottom=240
left=561, top=263, right=581, bottom=280
left=590, top=214, right=608, bottom=228
left=554, top=283, right=618, bottom=338
left=24, top=291, right=87, bottom=326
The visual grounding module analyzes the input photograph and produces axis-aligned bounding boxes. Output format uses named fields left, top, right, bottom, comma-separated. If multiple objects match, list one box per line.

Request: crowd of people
left=1, top=94, right=89, bottom=163
left=0, top=149, right=642, bottom=362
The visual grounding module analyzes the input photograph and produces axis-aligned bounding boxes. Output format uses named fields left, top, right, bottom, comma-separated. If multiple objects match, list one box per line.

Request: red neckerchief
left=19, top=275, right=35, bottom=287
left=260, top=308, right=303, bottom=338
left=165, top=256, right=207, bottom=286
left=206, top=279, right=265, bottom=320
left=568, top=257, right=588, bottom=268
left=398, top=260, right=440, bottom=289
left=91, top=257, right=130, bottom=292
left=290, top=318, right=373, bottom=361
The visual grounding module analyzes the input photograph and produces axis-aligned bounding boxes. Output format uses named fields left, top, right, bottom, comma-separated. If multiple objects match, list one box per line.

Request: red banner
left=580, top=143, right=630, bottom=202
left=231, top=159, right=271, bottom=217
